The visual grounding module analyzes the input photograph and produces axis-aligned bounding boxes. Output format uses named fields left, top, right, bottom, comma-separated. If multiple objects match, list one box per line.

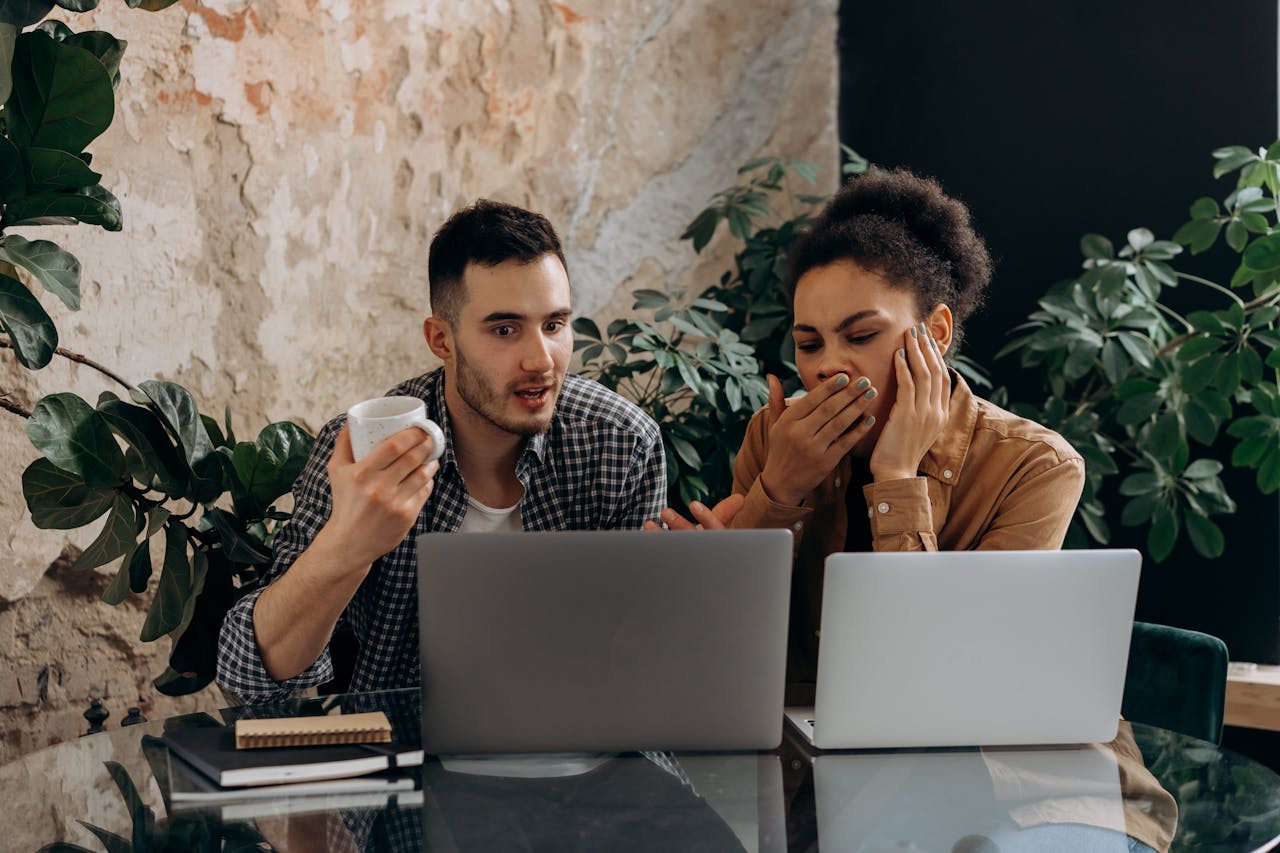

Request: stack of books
left=163, top=710, right=424, bottom=819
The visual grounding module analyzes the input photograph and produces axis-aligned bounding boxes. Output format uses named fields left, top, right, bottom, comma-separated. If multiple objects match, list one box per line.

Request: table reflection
left=7, top=690, right=1280, bottom=852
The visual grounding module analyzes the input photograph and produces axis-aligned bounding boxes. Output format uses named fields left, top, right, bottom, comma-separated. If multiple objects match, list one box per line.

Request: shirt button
left=877, top=502, right=891, bottom=514
left=943, top=469, right=954, bottom=479
left=867, top=506, right=873, bottom=518
left=793, top=522, right=803, bottom=532
left=834, top=477, right=842, bottom=488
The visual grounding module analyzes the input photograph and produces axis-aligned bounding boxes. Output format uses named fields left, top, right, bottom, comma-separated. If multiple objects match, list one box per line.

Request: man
left=218, top=200, right=666, bottom=701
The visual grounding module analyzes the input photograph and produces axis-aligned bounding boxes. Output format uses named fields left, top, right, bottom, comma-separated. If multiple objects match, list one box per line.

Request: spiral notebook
left=234, top=711, right=392, bottom=749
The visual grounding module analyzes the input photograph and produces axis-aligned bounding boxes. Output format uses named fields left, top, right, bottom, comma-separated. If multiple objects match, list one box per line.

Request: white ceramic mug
left=346, top=396, right=445, bottom=463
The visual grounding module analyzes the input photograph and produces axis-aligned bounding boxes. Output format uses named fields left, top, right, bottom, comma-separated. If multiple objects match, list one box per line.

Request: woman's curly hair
left=786, top=167, right=992, bottom=353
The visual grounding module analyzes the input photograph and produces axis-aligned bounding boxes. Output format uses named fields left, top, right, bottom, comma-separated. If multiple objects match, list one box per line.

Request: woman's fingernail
left=864, top=388, right=877, bottom=399
left=919, top=321, right=927, bottom=333
left=911, top=326, right=918, bottom=339
left=898, top=348, right=906, bottom=359
left=856, top=377, right=870, bottom=389
left=864, top=415, right=875, bottom=426
left=834, top=374, right=849, bottom=388
left=691, top=501, right=705, bottom=512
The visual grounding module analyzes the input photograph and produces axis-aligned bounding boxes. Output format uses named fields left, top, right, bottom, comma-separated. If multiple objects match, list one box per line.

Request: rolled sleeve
left=216, top=586, right=335, bottom=702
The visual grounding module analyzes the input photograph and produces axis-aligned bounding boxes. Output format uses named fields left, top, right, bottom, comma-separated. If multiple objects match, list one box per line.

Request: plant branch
left=1, top=396, right=32, bottom=418
left=1177, top=272, right=1245, bottom=306
left=0, top=338, right=136, bottom=391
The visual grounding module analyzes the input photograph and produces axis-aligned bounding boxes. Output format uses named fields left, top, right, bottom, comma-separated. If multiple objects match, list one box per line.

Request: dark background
left=836, top=0, right=1280, bottom=762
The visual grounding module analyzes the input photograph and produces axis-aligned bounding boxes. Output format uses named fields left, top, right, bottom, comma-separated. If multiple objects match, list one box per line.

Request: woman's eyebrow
left=793, top=310, right=880, bottom=335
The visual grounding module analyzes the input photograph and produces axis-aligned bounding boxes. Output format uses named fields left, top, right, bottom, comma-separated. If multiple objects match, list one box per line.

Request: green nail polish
left=920, top=321, right=927, bottom=333
left=864, top=388, right=877, bottom=399
left=864, top=415, right=875, bottom=426
left=898, top=348, right=906, bottom=359
left=911, top=326, right=918, bottom=339
left=856, top=377, right=870, bottom=389
left=834, top=374, right=849, bottom=388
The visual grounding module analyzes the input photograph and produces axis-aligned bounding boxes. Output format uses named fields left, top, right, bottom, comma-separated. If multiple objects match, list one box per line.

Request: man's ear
left=926, top=304, right=954, bottom=355
left=424, top=316, right=454, bottom=362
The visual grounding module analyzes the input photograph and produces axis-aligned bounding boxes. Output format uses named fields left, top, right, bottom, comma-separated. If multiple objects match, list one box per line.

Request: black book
left=163, top=724, right=425, bottom=788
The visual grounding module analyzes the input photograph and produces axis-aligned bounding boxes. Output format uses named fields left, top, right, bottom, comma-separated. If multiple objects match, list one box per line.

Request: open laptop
left=417, top=529, right=793, bottom=754
left=785, top=549, right=1141, bottom=750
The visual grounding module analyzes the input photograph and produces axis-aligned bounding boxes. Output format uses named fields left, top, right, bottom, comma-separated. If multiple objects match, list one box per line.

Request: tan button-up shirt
left=731, top=371, right=1086, bottom=557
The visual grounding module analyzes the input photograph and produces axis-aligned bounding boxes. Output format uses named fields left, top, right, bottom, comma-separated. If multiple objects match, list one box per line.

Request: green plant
left=0, top=1, right=318, bottom=697
left=998, top=144, right=1280, bottom=561
left=0, top=0, right=180, bottom=369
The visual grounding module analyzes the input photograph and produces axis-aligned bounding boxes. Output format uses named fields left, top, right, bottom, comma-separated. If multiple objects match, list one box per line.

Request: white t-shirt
left=457, top=495, right=523, bottom=533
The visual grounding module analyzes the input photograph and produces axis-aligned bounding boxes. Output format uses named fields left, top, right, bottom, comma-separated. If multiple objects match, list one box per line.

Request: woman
left=648, top=168, right=1173, bottom=852
left=652, top=166, right=1086, bottom=688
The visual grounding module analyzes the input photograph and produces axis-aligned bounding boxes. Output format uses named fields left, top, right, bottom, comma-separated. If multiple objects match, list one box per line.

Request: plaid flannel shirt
left=217, top=368, right=666, bottom=702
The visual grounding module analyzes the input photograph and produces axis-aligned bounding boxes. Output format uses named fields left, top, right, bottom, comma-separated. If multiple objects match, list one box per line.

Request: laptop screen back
left=813, top=549, right=1141, bottom=749
left=418, top=529, right=793, bottom=754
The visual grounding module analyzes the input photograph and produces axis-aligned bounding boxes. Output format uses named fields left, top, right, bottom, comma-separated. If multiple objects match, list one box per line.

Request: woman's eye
left=796, top=342, right=820, bottom=353
left=847, top=333, right=875, bottom=345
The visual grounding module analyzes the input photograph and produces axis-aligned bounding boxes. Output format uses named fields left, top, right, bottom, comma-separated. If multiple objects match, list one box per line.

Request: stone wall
left=0, top=0, right=837, bottom=765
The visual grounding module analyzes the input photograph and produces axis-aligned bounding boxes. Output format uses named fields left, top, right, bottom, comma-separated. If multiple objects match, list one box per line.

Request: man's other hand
left=642, top=493, right=745, bottom=531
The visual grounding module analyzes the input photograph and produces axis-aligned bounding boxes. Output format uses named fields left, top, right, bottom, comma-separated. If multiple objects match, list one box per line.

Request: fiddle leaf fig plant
left=0, top=0, right=315, bottom=698
left=998, top=143, right=1280, bottom=562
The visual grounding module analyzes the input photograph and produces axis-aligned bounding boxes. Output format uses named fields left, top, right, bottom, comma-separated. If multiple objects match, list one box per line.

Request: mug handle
left=412, top=415, right=445, bottom=463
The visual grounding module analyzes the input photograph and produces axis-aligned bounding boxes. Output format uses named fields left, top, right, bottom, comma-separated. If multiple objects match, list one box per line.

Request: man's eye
left=546, top=320, right=565, bottom=333
left=495, top=325, right=515, bottom=337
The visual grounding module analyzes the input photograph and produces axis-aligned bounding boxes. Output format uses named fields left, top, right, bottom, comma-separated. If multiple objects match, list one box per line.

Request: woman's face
left=791, top=260, right=950, bottom=455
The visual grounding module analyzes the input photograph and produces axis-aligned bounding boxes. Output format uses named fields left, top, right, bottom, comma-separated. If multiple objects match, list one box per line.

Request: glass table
left=5, top=689, right=1280, bottom=852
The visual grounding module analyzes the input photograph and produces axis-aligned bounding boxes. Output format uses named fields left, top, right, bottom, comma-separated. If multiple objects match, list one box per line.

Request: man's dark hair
left=428, top=199, right=567, bottom=324
left=787, top=167, right=992, bottom=353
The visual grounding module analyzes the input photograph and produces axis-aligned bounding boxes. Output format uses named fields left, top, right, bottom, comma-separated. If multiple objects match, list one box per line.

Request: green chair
left=1120, top=620, right=1229, bottom=743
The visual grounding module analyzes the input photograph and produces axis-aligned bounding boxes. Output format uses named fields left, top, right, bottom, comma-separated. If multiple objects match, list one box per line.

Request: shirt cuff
left=863, top=477, right=934, bottom=539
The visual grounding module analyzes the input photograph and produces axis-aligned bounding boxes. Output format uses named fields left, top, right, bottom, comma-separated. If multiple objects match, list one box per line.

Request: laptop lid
left=810, top=549, right=1141, bottom=749
left=417, top=529, right=792, bottom=754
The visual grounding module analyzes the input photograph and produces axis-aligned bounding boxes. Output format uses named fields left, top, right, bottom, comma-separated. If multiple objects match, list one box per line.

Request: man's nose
left=522, top=332, right=555, bottom=373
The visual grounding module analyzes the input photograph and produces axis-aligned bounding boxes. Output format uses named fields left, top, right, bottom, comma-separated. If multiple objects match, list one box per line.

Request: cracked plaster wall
left=0, top=0, right=837, bottom=769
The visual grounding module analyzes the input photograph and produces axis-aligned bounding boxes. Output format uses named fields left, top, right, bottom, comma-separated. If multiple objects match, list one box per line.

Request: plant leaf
left=0, top=271, right=55, bottom=368
left=139, top=523, right=190, bottom=642
left=26, top=392, right=126, bottom=488
left=97, top=398, right=188, bottom=493
left=3, top=184, right=122, bottom=230
left=7, top=31, right=113, bottom=153
left=0, top=234, right=80, bottom=309
left=1184, top=511, right=1225, bottom=559
left=21, top=456, right=112, bottom=528
left=22, top=146, right=101, bottom=191
left=70, top=490, right=135, bottom=571
left=0, top=0, right=54, bottom=26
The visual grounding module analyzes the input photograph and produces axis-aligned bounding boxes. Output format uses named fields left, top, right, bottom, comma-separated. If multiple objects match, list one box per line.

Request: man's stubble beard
left=453, top=346, right=558, bottom=437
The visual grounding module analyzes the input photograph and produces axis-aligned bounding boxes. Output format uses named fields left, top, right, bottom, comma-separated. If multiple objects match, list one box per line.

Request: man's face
left=443, top=254, right=573, bottom=437
left=791, top=260, right=928, bottom=456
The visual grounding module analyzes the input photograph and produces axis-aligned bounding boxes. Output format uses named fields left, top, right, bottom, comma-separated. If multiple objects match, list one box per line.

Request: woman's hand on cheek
left=869, top=322, right=952, bottom=483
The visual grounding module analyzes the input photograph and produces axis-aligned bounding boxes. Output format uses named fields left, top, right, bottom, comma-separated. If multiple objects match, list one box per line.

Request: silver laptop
left=786, top=549, right=1141, bottom=749
left=418, top=529, right=793, bottom=754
